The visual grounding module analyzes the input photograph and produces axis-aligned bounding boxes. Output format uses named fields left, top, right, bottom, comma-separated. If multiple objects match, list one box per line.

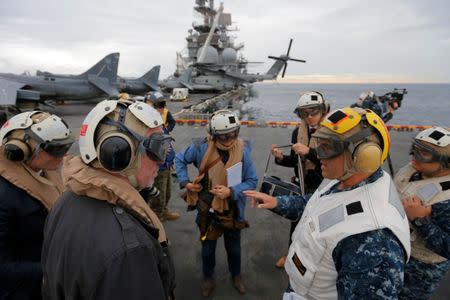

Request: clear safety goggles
left=312, top=128, right=373, bottom=160
left=409, top=140, right=442, bottom=164
left=294, top=107, right=322, bottom=119
left=214, top=130, right=239, bottom=142
left=313, top=137, right=348, bottom=159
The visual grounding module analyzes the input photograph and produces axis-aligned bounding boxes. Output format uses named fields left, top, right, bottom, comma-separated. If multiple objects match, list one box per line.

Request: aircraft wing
left=88, top=75, right=119, bottom=97
left=0, top=78, right=26, bottom=105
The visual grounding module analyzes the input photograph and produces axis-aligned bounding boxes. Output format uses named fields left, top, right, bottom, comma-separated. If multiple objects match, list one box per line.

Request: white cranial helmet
left=415, top=127, right=450, bottom=148
left=296, top=91, right=327, bottom=110
left=0, top=111, right=74, bottom=161
left=358, top=91, right=375, bottom=101
left=207, top=109, right=240, bottom=135
left=78, top=99, right=163, bottom=164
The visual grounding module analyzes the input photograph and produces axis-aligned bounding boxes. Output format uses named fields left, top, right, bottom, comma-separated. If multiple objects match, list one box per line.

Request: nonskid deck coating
left=52, top=101, right=449, bottom=300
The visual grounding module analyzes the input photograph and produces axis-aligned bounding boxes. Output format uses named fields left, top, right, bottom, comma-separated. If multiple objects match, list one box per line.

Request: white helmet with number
left=0, top=111, right=74, bottom=161
left=207, top=109, right=240, bottom=135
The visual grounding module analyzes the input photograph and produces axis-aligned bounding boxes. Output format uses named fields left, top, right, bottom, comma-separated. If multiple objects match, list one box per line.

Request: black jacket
left=165, top=111, right=176, bottom=133
left=275, top=127, right=323, bottom=192
left=42, top=191, right=176, bottom=300
left=0, top=176, right=45, bottom=300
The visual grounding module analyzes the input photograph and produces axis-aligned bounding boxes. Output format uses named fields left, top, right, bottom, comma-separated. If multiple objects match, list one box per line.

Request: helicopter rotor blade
left=282, top=63, right=288, bottom=78
left=289, top=58, right=306, bottom=63
left=286, top=38, right=293, bottom=56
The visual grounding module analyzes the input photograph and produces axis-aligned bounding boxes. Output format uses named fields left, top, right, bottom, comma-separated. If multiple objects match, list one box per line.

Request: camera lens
left=139, top=186, right=160, bottom=199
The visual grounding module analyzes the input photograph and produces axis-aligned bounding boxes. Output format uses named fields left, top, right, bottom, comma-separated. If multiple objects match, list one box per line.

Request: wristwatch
left=413, top=216, right=431, bottom=227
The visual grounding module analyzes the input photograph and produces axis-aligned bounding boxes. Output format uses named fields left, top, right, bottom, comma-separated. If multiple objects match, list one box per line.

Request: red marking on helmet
left=1, top=121, right=8, bottom=129
left=80, top=124, right=88, bottom=136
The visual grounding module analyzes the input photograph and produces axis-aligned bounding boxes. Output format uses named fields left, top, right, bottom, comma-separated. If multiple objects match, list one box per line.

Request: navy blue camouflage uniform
left=272, top=169, right=407, bottom=299
left=399, top=172, right=450, bottom=300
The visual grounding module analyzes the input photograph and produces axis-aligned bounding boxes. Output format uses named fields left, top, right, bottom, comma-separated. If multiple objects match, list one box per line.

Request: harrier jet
left=0, top=53, right=120, bottom=108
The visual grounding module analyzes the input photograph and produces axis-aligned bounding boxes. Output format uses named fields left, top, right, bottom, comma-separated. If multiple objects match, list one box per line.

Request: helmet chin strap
left=123, top=153, right=142, bottom=189
left=337, top=151, right=358, bottom=182
left=127, top=175, right=139, bottom=189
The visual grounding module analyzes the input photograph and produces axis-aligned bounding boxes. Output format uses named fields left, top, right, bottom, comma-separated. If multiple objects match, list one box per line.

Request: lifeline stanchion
left=175, top=119, right=443, bottom=131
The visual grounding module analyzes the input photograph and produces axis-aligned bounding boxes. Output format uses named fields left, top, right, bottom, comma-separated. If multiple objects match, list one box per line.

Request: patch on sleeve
left=346, top=201, right=363, bottom=215
left=440, top=181, right=450, bottom=191
left=292, top=253, right=307, bottom=276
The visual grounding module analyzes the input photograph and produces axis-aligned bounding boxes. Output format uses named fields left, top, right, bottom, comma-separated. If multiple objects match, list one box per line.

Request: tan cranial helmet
left=78, top=99, right=172, bottom=187
left=0, top=111, right=74, bottom=162
left=312, top=107, right=390, bottom=180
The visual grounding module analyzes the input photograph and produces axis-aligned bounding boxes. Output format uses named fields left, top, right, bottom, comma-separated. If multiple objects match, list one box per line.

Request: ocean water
left=244, top=83, right=449, bottom=126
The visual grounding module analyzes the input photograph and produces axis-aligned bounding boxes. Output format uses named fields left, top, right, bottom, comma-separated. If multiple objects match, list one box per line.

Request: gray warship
left=160, top=0, right=305, bottom=117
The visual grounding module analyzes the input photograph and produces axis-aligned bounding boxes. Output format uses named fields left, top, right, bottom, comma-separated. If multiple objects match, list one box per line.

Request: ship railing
left=174, top=118, right=446, bottom=131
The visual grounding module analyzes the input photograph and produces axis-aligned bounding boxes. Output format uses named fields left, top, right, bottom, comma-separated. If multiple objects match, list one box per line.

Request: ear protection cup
left=352, top=142, right=382, bottom=173
left=3, top=139, right=31, bottom=161
left=97, top=132, right=136, bottom=172
left=323, top=101, right=331, bottom=114
left=206, top=111, right=217, bottom=135
left=206, top=121, right=212, bottom=135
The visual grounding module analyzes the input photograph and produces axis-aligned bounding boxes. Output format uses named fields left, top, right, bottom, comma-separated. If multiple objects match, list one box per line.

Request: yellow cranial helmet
left=312, top=107, right=390, bottom=179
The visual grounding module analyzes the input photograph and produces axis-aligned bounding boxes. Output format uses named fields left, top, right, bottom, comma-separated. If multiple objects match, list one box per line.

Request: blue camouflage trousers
left=399, top=257, right=450, bottom=300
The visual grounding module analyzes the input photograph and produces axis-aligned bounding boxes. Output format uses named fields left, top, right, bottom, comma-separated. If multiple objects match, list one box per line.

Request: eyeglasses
left=214, top=131, right=238, bottom=142
left=295, top=108, right=322, bottom=119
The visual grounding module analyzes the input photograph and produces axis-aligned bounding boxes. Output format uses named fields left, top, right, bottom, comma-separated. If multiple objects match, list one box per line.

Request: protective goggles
left=152, top=101, right=166, bottom=109
left=312, top=128, right=373, bottom=160
left=102, top=118, right=173, bottom=163
left=313, top=137, right=348, bottom=159
left=409, top=140, right=443, bottom=164
left=294, top=107, right=322, bottom=119
left=141, top=133, right=173, bottom=162
left=214, top=130, right=239, bottom=142
left=40, top=141, right=73, bottom=157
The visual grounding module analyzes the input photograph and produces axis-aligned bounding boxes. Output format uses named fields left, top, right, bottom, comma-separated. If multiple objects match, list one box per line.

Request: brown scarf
left=186, top=137, right=244, bottom=213
left=297, top=121, right=318, bottom=171
left=63, top=155, right=167, bottom=243
left=0, top=149, right=63, bottom=210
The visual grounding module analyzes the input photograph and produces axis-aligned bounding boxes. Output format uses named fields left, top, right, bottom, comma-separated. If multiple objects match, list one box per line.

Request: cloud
left=0, top=0, right=449, bottom=82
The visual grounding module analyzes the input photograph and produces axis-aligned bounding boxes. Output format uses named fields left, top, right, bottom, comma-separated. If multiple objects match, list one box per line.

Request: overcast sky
left=0, top=0, right=449, bottom=83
